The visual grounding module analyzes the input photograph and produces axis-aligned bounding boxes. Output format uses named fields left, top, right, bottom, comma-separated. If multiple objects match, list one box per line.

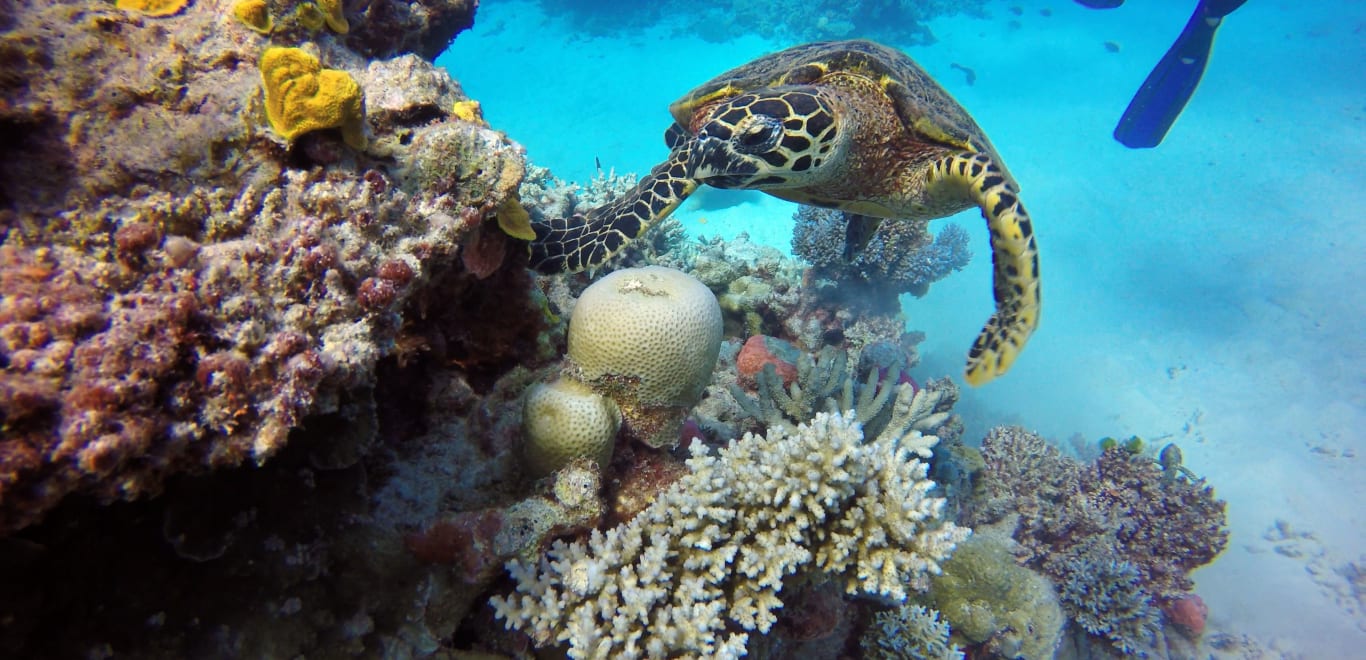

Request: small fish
left=950, top=62, right=976, bottom=86
left=594, top=156, right=602, bottom=172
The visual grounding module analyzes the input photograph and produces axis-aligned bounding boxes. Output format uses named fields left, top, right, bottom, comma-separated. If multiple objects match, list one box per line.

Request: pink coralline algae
left=735, top=334, right=799, bottom=388
left=1164, top=593, right=1208, bottom=637
left=0, top=0, right=524, bottom=535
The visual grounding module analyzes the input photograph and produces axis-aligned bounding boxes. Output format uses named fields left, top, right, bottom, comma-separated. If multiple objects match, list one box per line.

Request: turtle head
left=686, top=89, right=846, bottom=190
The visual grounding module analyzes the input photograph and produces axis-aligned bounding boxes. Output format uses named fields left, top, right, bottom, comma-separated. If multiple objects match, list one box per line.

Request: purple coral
left=791, top=205, right=971, bottom=296
left=965, top=427, right=1229, bottom=604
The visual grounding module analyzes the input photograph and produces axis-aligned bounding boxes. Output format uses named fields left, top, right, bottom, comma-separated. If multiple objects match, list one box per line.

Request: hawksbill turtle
left=529, top=39, right=1040, bottom=386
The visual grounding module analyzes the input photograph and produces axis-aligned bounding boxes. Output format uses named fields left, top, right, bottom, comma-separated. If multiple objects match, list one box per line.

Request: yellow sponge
left=231, top=0, right=272, bottom=33
left=259, top=47, right=365, bottom=148
left=317, top=0, right=349, bottom=33
left=116, top=0, right=191, bottom=17
left=522, top=378, right=621, bottom=478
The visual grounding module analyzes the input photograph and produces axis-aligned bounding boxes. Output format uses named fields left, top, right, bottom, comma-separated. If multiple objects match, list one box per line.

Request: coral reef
left=964, top=427, right=1230, bottom=655
left=861, top=604, right=964, bottom=660
left=521, top=378, right=621, bottom=477
left=924, top=533, right=1064, bottom=660
left=491, top=411, right=968, bottom=658
left=0, top=0, right=507, bottom=534
left=565, top=266, right=722, bottom=448
left=406, top=457, right=605, bottom=583
left=260, top=47, right=366, bottom=147
left=791, top=205, right=973, bottom=297
left=729, top=343, right=956, bottom=444
left=1057, top=550, right=1163, bottom=656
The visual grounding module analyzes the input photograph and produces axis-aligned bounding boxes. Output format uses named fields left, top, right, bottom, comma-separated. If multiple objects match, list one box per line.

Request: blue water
left=440, top=1, right=1365, bottom=653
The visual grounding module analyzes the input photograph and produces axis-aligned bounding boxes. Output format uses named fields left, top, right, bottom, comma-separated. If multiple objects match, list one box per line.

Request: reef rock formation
left=0, top=0, right=505, bottom=535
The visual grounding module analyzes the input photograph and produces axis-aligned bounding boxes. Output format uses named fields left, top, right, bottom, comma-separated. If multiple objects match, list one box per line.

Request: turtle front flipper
left=929, top=152, right=1041, bottom=385
left=528, top=147, right=699, bottom=273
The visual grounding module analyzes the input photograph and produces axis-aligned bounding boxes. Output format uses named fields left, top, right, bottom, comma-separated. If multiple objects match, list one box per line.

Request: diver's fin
left=528, top=147, right=698, bottom=273
left=842, top=213, right=882, bottom=262
left=1113, top=0, right=1244, bottom=148
left=928, top=152, right=1041, bottom=386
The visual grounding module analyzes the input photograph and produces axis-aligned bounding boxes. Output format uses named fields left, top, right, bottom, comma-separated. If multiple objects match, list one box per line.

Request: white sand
left=439, top=0, right=1366, bottom=654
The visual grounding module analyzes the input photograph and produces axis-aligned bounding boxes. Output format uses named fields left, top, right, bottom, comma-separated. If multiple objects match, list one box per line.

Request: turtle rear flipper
left=528, top=147, right=699, bottom=273
left=929, top=152, right=1041, bottom=385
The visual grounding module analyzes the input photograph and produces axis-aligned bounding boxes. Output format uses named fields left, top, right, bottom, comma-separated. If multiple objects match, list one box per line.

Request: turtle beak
left=685, top=136, right=725, bottom=180
left=686, top=135, right=756, bottom=188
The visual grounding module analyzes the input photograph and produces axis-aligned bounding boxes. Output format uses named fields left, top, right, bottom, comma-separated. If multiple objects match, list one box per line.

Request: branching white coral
left=491, top=411, right=968, bottom=659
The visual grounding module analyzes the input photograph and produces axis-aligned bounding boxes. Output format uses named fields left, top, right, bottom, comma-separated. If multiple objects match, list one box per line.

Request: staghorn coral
left=861, top=604, right=964, bottom=660
left=730, top=343, right=956, bottom=445
left=792, top=205, right=972, bottom=297
left=491, top=411, right=968, bottom=658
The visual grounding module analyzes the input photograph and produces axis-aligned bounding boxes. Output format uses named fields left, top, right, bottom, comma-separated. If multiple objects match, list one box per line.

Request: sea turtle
left=529, top=39, right=1040, bottom=386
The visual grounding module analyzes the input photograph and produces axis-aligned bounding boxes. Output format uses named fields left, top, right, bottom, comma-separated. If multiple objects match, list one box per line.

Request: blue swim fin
left=1113, top=0, right=1247, bottom=148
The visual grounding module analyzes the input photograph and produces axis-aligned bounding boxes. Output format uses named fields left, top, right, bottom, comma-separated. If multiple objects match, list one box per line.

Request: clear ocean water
left=440, top=0, right=1365, bottom=654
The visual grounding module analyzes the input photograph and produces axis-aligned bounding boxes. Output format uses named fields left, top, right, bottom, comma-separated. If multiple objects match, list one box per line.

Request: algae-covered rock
left=925, top=533, right=1064, bottom=660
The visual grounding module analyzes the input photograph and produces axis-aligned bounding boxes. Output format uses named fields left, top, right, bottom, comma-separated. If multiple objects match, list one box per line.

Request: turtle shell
left=668, top=39, right=1016, bottom=187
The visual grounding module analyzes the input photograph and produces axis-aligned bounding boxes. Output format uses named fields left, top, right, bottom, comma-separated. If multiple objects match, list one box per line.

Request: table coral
left=260, top=47, right=366, bottom=147
left=491, top=411, right=968, bottom=658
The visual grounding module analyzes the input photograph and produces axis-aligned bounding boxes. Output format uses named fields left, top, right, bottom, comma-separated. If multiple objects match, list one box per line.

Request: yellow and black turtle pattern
left=528, top=39, right=1041, bottom=386
left=529, top=147, right=697, bottom=273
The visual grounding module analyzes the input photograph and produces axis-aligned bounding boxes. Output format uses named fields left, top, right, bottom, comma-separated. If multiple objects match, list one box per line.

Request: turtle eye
left=733, top=116, right=781, bottom=154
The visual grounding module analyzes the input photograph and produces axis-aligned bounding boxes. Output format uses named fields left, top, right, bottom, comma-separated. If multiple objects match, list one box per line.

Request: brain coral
left=522, top=378, right=621, bottom=477
left=567, top=266, right=722, bottom=447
